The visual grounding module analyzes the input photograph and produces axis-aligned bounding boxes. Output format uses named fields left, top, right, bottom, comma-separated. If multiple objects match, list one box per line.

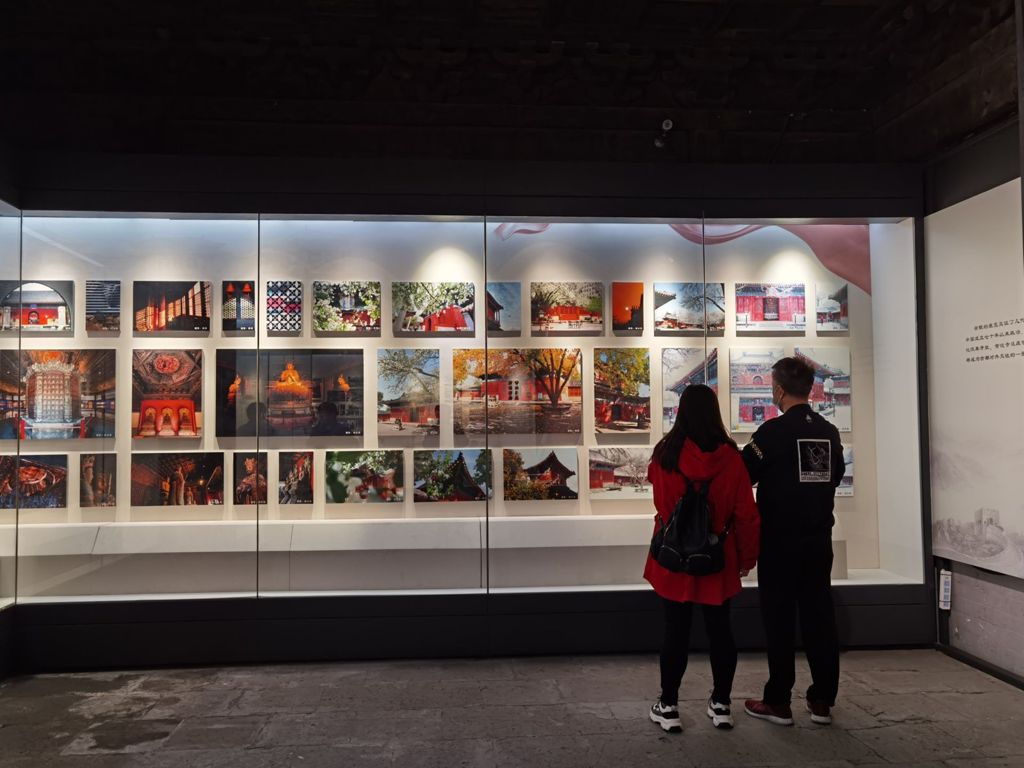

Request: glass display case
left=0, top=198, right=18, bottom=611
left=0, top=212, right=925, bottom=603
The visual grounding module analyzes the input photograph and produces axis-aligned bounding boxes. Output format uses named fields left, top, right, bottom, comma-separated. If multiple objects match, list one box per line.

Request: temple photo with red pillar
left=503, top=447, right=579, bottom=501
left=391, top=281, right=475, bottom=335
left=376, top=348, right=440, bottom=437
left=131, top=349, right=204, bottom=439
left=795, top=346, right=853, bottom=431
left=729, top=347, right=784, bottom=431
left=734, top=282, right=806, bottom=332
left=485, top=282, right=521, bottom=336
left=661, top=347, right=719, bottom=430
left=816, top=280, right=850, bottom=332
left=130, top=452, right=224, bottom=506
left=593, top=348, right=650, bottom=434
left=452, top=348, right=583, bottom=435
left=588, top=447, right=652, bottom=500
left=530, top=281, right=604, bottom=335
left=133, top=281, right=212, bottom=332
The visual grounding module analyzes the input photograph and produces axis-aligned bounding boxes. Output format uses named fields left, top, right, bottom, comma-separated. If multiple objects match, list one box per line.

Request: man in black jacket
left=741, top=356, right=845, bottom=726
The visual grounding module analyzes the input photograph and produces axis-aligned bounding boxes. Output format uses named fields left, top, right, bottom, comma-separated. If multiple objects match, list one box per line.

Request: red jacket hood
left=675, top=440, right=740, bottom=483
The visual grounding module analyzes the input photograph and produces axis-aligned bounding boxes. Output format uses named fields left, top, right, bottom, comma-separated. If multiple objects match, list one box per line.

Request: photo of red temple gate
left=730, top=347, right=784, bottom=431
left=816, top=280, right=850, bottom=332
left=377, top=348, right=440, bottom=437
left=735, top=283, right=806, bottom=332
left=453, top=348, right=583, bottom=435
left=588, top=447, right=652, bottom=500
left=795, top=346, right=853, bottom=432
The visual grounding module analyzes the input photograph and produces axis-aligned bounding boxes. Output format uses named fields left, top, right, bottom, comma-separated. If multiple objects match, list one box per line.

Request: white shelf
left=488, top=515, right=651, bottom=549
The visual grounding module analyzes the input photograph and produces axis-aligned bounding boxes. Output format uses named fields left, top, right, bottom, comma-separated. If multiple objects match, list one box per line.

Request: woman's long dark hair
left=652, top=384, right=737, bottom=472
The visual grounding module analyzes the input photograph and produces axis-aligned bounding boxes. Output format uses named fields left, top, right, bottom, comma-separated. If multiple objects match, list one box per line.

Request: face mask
left=772, top=384, right=785, bottom=412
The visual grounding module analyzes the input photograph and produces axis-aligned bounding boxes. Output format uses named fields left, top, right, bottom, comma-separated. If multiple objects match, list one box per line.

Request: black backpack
left=650, top=476, right=732, bottom=576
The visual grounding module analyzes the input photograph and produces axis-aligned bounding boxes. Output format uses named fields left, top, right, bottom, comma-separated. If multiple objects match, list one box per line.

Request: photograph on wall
left=453, top=348, right=583, bottom=435
left=816, top=281, right=849, bottom=333
left=837, top=444, right=854, bottom=498
left=312, top=280, right=381, bottom=334
left=0, top=350, right=116, bottom=440
left=325, top=450, right=404, bottom=504
left=0, top=280, right=74, bottom=332
left=130, top=452, right=224, bottom=506
left=133, top=281, right=212, bottom=332
left=795, top=347, right=852, bottom=432
left=503, top=447, right=579, bottom=501
left=589, top=447, right=653, bottom=500
left=233, top=452, right=268, bottom=505
left=266, top=280, right=303, bottom=334
left=131, top=349, right=203, bottom=439
left=279, top=451, right=313, bottom=504
left=392, top=282, right=475, bottom=335
left=0, top=454, right=68, bottom=509
left=215, top=348, right=363, bottom=438
left=611, top=282, right=644, bottom=332
left=594, top=348, right=650, bottom=434
left=222, top=280, right=256, bottom=334
left=530, top=281, right=603, bottom=335
left=377, top=349, right=440, bottom=437
left=662, top=348, right=719, bottom=431
left=413, top=449, right=492, bottom=503
left=653, top=282, right=725, bottom=334
left=485, top=282, right=521, bottom=336
left=734, top=283, right=806, bottom=332
left=81, top=453, right=117, bottom=508
left=729, top=347, right=784, bottom=432
left=85, top=280, right=121, bottom=331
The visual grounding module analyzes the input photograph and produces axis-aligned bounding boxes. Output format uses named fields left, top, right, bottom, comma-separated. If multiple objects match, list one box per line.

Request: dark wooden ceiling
left=0, top=0, right=1017, bottom=164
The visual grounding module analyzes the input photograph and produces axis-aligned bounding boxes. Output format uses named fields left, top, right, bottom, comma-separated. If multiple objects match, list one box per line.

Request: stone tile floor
left=1, top=650, right=1023, bottom=767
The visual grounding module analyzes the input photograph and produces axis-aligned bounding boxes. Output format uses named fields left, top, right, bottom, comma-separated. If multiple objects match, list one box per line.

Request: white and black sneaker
left=706, top=698, right=734, bottom=730
left=649, top=700, right=682, bottom=733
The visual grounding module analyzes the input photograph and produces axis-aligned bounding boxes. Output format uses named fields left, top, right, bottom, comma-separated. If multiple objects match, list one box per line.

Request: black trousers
left=659, top=597, right=737, bottom=706
left=758, top=537, right=840, bottom=707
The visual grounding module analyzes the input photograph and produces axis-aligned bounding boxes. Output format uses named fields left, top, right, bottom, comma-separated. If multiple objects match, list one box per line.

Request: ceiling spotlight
left=654, top=118, right=673, bottom=149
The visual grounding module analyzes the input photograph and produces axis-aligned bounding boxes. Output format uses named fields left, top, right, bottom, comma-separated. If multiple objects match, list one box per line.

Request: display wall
left=1, top=214, right=925, bottom=602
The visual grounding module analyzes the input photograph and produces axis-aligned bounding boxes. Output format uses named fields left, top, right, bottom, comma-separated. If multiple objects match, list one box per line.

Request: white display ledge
left=488, top=515, right=651, bottom=549
left=10, top=517, right=652, bottom=557
left=13, top=518, right=486, bottom=556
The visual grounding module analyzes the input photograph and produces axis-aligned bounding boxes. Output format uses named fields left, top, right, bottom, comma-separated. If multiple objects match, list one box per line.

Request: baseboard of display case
left=0, top=606, right=13, bottom=679
left=7, top=582, right=936, bottom=675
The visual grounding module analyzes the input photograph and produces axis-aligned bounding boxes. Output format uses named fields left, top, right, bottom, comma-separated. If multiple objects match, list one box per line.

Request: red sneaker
left=744, top=699, right=794, bottom=726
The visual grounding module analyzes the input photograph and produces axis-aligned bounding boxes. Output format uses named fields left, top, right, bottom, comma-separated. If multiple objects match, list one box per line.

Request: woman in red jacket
left=645, top=384, right=760, bottom=733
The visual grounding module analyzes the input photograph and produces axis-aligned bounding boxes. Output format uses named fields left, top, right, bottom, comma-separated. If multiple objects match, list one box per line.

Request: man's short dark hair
left=771, top=357, right=815, bottom=398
